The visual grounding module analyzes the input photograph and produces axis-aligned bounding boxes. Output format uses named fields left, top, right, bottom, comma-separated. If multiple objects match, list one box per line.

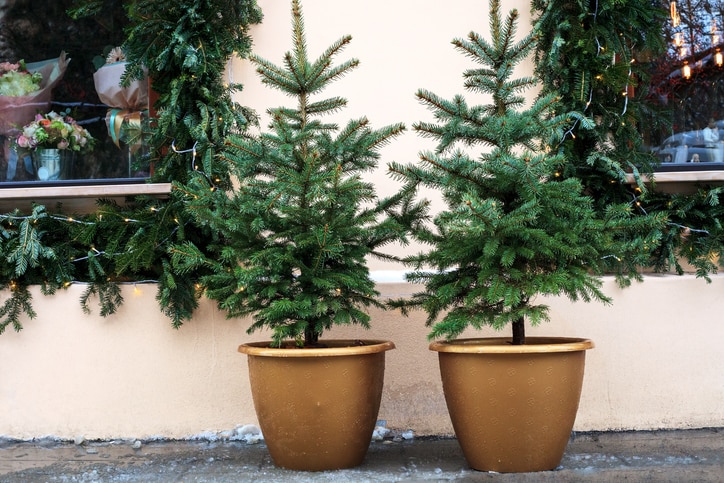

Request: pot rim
left=238, top=339, right=395, bottom=357
left=429, top=337, right=594, bottom=354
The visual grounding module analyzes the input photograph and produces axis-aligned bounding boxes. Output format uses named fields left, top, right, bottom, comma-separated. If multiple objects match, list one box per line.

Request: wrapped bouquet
left=93, top=47, right=149, bottom=151
left=0, top=60, right=42, bottom=96
left=0, top=52, right=69, bottom=136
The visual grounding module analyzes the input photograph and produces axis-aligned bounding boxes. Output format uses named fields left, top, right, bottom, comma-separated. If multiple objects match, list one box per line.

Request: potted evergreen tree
left=389, top=0, right=658, bottom=473
left=176, top=0, right=422, bottom=471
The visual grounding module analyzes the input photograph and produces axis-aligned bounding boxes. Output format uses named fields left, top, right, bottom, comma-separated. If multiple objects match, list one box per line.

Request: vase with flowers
left=14, top=110, right=95, bottom=181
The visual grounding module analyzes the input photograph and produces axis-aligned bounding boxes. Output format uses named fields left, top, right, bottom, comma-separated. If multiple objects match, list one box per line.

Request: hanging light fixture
left=682, top=62, right=692, bottom=79
left=716, top=50, right=723, bottom=67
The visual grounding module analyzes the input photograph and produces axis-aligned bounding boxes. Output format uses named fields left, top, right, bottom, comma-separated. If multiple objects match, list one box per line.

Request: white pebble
left=235, top=424, right=262, bottom=437
left=372, top=425, right=390, bottom=441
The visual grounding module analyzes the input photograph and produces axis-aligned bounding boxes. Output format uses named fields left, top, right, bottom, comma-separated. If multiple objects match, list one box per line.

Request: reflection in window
left=0, top=1, right=149, bottom=185
left=648, top=0, right=724, bottom=167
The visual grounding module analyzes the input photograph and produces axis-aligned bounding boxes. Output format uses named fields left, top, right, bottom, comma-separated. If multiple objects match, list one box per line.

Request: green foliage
left=0, top=205, right=72, bottom=333
left=121, top=0, right=262, bottom=185
left=648, top=187, right=724, bottom=280
left=531, top=0, right=668, bottom=203
left=176, top=0, right=423, bottom=347
left=532, top=0, right=724, bottom=280
left=0, top=194, right=214, bottom=331
left=389, top=0, right=662, bottom=343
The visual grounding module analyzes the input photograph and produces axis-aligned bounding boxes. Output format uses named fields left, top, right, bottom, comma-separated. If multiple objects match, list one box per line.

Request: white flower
left=106, top=47, right=126, bottom=64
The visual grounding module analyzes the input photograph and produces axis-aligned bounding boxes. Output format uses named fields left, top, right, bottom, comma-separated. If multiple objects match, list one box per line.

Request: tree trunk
left=305, top=325, right=319, bottom=347
left=511, top=317, right=526, bottom=345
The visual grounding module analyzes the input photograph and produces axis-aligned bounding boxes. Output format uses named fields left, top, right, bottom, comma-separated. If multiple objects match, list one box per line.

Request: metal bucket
left=31, top=149, right=74, bottom=181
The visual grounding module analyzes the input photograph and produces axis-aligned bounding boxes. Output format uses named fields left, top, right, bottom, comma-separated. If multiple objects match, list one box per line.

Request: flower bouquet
left=94, top=47, right=149, bottom=146
left=14, top=110, right=95, bottom=181
left=94, top=47, right=148, bottom=110
left=0, top=52, right=69, bottom=136
left=93, top=47, right=150, bottom=177
left=0, top=60, right=42, bottom=97
left=16, top=111, right=95, bottom=153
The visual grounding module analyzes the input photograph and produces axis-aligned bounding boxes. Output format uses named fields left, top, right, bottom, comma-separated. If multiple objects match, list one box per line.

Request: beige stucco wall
left=1, top=275, right=723, bottom=440
left=1, top=0, right=722, bottom=441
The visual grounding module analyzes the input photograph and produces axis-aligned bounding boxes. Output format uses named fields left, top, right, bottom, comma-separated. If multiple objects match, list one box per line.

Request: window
left=0, top=1, right=150, bottom=186
left=646, top=0, right=724, bottom=170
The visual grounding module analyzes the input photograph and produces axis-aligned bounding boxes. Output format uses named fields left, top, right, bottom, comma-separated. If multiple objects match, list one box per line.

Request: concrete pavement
left=1, top=428, right=722, bottom=482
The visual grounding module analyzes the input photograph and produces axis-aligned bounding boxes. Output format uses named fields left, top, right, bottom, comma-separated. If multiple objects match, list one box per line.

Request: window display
left=647, top=0, right=724, bottom=169
left=0, top=0, right=149, bottom=185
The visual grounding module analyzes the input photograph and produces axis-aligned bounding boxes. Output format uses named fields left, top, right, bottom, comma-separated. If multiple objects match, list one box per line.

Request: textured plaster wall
left=1, top=276, right=723, bottom=440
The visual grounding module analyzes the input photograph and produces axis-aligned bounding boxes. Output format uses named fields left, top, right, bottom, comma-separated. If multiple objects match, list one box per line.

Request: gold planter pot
left=430, top=337, right=594, bottom=473
left=238, top=339, right=395, bottom=471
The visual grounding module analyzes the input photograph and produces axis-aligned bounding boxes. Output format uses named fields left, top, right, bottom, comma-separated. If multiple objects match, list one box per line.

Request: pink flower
left=16, top=135, right=29, bottom=148
left=0, top=62, right=19, bottom=73
left=57, top=139, right=69, bottom=149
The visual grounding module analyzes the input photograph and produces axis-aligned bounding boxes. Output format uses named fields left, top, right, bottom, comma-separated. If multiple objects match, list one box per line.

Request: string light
left=59, top=279, right=162, bottom=288
left=171, top=140, right=199, bottom=172
left=668, top=222, right=709, bottom=235
left=171, top=139, right=219, bottom=189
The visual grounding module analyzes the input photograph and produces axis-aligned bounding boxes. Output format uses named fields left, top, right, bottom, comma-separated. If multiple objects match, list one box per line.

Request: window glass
left=0, top=1, right=149, bottom=186
left=647, top=0, right=724, bottom=168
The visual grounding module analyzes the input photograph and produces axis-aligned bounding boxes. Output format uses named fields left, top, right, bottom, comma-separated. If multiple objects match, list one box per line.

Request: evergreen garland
left=532, top=0, right=668, bottom=202
left=121, top=0, right=262, bottom=185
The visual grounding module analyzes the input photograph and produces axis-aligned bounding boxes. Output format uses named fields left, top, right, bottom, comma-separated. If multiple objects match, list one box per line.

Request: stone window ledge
left=0, top=182, right=172, bottom=213
left=626, top=170, right=724, bottom=194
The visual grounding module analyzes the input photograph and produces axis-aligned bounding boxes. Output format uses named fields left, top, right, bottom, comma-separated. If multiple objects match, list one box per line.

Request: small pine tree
left=177, top=0, right=423, bottom=347
left=389, top=0, right=656, bottom=344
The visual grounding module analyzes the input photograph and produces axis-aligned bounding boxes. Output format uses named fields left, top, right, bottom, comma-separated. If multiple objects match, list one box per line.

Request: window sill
left=0, top=182, right=172, bottom=213
left=626, top=170, right=724, bottom=194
